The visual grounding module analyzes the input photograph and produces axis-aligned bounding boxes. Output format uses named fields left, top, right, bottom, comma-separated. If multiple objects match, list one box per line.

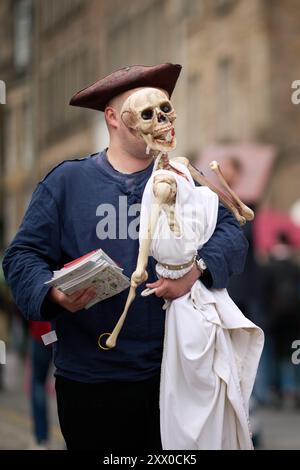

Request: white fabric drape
left=139, top=161, right=264, bottom=450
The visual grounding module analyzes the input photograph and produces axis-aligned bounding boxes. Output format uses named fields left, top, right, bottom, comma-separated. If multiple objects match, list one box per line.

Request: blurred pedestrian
left=221, top=156, right=264, bottom=444
left=222, top=157, right=262, bottom=323
left=262, top=231, right=300, bottom=408
left=28, top=321, right=52, bottom=449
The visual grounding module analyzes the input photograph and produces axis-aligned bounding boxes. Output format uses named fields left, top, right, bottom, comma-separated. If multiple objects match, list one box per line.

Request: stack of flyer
left=45, top=249, right=130, bottom=309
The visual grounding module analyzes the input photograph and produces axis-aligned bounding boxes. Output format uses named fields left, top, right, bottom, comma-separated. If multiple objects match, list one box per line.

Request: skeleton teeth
left=155, top=129, right=173, bottom=142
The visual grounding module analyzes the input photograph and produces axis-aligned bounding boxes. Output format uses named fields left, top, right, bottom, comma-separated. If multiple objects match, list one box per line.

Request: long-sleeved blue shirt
left=2, top=150, right=248, bottom=383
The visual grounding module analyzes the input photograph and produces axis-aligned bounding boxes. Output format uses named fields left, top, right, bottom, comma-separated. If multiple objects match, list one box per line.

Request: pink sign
left=195, top=144, right=277, bottom=204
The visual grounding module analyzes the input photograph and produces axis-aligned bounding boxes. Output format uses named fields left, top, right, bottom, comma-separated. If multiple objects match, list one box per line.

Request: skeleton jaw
left=141, top=126, right=176, bottom=153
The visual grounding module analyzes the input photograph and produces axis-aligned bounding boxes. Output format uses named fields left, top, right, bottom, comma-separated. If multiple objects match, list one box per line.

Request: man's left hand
left=145, top=263, right=201, bottom=300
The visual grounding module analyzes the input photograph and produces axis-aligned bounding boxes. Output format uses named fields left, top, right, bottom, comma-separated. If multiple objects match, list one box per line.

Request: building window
left=187, top=74, right=202, bottom=158
left=182, top=0, right=203, bottom=18
left=41, top=0, right=85, bottom=32
left=4, top=192, right=18, bottom=244
left=108, top=2, right=165, bottom=71
left=13, top=0, right=32, bottom=72
left=43, top=48, right=90, bottom=144
left=4, top=108, right=17, bottom=176
left=23, top=101, right=34, bottom=170
left=217, top=57, right=235, bottom=139
left=215, top=0, right=236, bottom=15
left=4, top=100, right=33, bottom=174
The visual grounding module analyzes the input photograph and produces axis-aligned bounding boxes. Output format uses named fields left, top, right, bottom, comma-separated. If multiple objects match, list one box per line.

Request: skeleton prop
left=98, top=88, right=264, bottom=449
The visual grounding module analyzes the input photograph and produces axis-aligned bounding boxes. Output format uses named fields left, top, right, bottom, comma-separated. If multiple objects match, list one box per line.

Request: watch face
left=198, top=258, right=207, bottom=271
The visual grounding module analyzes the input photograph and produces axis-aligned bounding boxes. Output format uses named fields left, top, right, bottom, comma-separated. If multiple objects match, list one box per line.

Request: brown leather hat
left=69, top=63, right=182, bottom=112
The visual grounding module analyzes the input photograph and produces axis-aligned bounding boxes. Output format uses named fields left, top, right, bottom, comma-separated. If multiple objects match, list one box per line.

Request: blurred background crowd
left=1, top=0, right=300, bottom=450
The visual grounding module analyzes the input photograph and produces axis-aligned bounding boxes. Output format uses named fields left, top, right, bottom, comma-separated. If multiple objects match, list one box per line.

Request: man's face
left=108, top=88, right=149, bottom=158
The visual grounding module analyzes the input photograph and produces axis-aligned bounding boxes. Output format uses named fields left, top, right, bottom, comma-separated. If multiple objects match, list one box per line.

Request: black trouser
left=55, top=374, right=162, bottom=451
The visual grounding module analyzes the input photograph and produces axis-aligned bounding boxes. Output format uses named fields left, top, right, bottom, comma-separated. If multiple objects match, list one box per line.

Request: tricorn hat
left=69, top=63, right=182, bottom=112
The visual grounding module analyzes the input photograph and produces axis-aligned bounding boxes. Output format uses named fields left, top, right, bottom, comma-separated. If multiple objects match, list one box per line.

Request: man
left=2, top=63, right=248, bottom=450
left=262, top=231, right=300, bottom=408
left=28, top=320, right=52, bottom=449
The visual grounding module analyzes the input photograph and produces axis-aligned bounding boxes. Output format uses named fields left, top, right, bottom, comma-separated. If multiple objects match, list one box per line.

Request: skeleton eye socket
left=160, top=102, right=172, bottom=113
left=141, top=108, right=153, bottom=120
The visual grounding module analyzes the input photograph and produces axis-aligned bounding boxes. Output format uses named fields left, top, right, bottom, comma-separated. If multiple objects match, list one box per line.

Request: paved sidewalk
left=1, top=352, right=300, bottom=450
left=259, top=407, right=300, bottom=450
left=0, top=351, right=64, bottom=450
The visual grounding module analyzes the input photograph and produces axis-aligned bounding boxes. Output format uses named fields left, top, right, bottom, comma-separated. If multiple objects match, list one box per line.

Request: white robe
left=139, top=161, right=264, bottom=450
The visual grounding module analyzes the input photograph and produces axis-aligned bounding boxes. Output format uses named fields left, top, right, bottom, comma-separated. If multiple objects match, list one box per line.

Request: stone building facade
left=0, top=0, right=35, bottom=245
left=1, top=0, right=300, bottom=247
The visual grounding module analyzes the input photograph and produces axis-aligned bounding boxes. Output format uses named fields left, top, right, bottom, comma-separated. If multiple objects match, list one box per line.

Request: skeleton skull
left=121, top=88, right=177, bottom=153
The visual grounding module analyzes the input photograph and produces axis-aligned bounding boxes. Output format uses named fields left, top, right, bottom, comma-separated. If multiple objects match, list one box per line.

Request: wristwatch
left=194, top=255, right=207, bottom=274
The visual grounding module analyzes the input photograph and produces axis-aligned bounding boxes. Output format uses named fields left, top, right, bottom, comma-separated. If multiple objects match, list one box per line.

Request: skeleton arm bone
left=172, top=157, right=251, bottom=226
left=188, top=163, right=247, bottom=225
left=209, top=161, right=254, bottom=222
left=104, top=175, right=177, bottom=349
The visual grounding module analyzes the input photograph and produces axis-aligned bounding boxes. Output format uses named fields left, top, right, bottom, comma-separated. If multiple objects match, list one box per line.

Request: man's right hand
left=47, top=286, right=97, bottom=313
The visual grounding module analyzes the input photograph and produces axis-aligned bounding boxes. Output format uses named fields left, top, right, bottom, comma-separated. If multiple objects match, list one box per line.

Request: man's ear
left=104, top=106, right=119, bottom=129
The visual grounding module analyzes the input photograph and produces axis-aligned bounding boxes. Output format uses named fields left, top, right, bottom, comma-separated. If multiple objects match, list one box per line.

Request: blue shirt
left=2, top=150, right=248, bottom=383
